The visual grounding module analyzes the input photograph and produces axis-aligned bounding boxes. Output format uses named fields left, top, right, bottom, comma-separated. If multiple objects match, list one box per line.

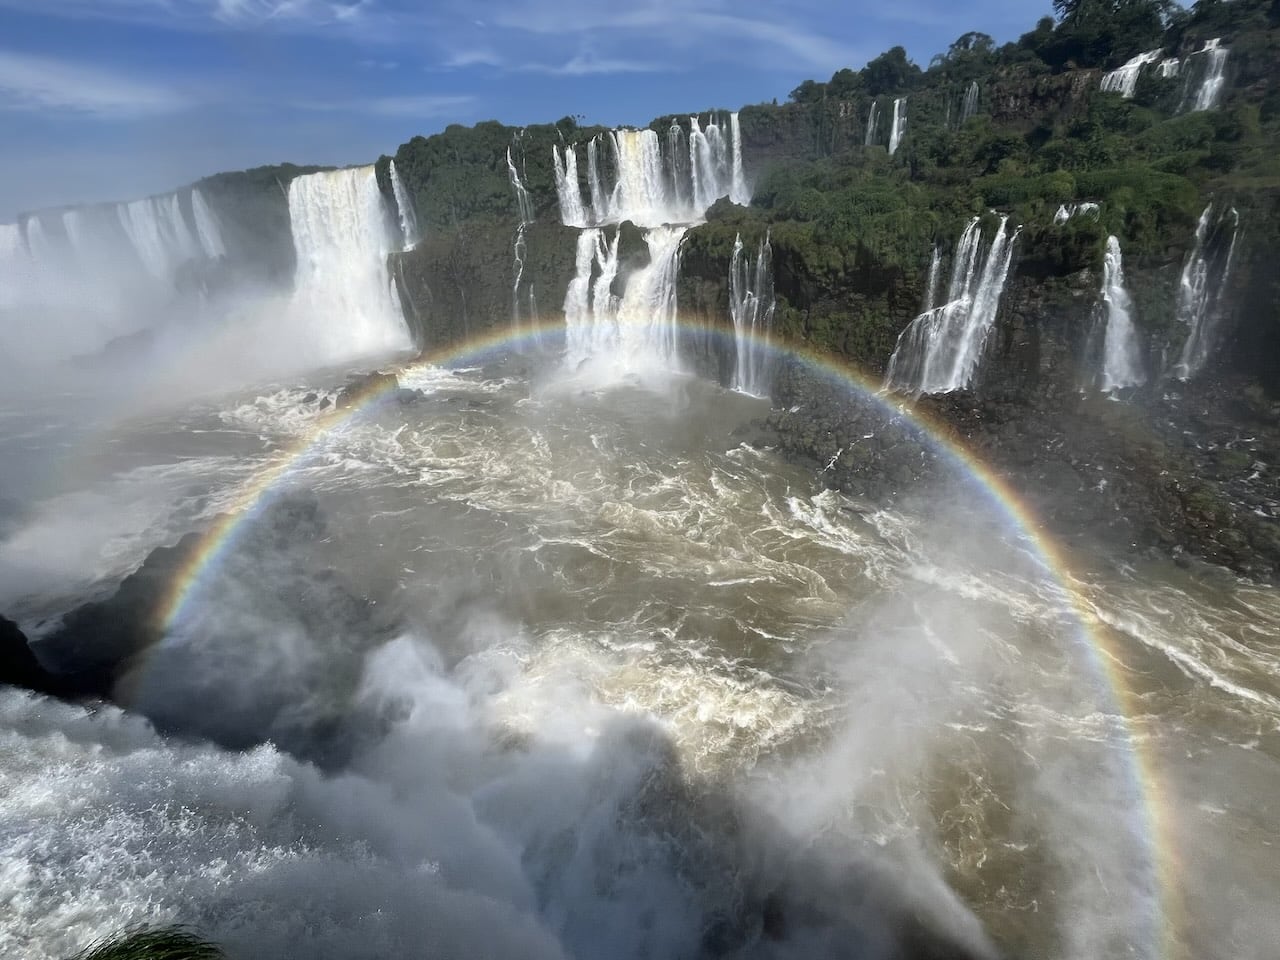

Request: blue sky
left=0, top=0, right=1052, bottom=219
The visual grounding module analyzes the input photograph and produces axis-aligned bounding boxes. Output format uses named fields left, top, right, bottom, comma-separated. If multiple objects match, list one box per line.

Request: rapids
left=2, top=354, right=1278, bottom=960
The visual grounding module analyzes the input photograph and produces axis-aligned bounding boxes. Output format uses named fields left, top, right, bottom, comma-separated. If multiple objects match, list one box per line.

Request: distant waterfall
left=864, top=101, right=880, bottom=147
left=555, top=115, right=750, bottom=376
left=554, top=115, right=746, bottom=229
left=1183, top=38, right=1229, bottom=112
left=888, top=98, right=907, bottom=156
left=507, top=144, right=537, bottom=338
left=1172, top=204, right=1239, bottom=380
left=0, top=189, right=229, bottom=364
left=884, top=216, right=1019, bottom=394
left=1101, top=49, right=1163, bottom=98
left=729, top=232, right=775, bottom=397
left=1053, top=202, right=1101, bottom=225
left=388, top=160, right=420, bottom=250
left=1091, top=236, right=1145, bottom=392
left=728, top=112, right=751, bottom=206
left=287, top=166, right=409, bottom=358
left=1159, top=58, right=1181, bottom=79
left=553, top=145, right=589, bottom=228
left=959, top=82, right=980, bottom=124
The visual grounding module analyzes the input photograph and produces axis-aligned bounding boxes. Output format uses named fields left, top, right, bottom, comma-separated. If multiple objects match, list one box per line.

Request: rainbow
left=155, top=318, right=1180, bottom=959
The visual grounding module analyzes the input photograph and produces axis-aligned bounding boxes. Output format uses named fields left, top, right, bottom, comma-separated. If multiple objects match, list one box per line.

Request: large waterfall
left=1091, top=236, right=1145, bottom=393
left=286, top=166, right=410, bottom=360
left=1101, top=49, right=1163, bottom=98
left=1172, top=204, right=1239, bottom=380
left=388, top=160, right=420, bottom=250
left=553, top=113, right=748, bottom=230
left=1183, top=38, right=1229, bottom=112
left=884, top=216, right=1019, bottom=395
left=0, top=189, right=228, bottom=366
left=729, top=232, right=775, bottom=397
left=555, top=115, right=750, bottom=375
left=888, top=98, right=907, bottom=156
left=563, top=225, right=683, bottom=372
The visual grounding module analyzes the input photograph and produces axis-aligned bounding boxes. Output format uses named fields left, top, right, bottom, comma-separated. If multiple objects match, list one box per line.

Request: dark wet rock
left=336, top=370, right=399, bottom=409
left=302, top=392, right=318, bottom=404
left=0, top=614, right=67, bottom=697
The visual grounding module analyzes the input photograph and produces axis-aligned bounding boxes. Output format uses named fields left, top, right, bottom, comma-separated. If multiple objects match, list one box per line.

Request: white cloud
left=518, top=54, right=668, bottom=76
left=291, top=93, right=473, bottom=117
left=0, top=51, right=191, bottom=117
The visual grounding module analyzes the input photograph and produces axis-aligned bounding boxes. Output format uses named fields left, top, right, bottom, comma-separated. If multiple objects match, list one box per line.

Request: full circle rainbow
left=155, top=318, right=1180, bottom=959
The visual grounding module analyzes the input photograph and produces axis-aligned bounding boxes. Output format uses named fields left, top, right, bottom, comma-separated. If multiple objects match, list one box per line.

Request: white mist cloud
left=0, top=51, right=191, bottom=117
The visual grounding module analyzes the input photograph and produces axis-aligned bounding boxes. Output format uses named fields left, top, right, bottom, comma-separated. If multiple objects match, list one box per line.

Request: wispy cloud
left=292, top=93, right=473, bottom=117
left=0, top=50, right=191, bottom=117
left=517, top=54, right=669, bottom=76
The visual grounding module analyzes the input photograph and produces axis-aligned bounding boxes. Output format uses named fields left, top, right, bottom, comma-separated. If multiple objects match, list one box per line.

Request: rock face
left=0, top=615, right=66, bottom=696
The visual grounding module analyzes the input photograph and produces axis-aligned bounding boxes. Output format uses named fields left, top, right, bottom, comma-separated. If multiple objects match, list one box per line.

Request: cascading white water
left=865, top=101, right=880, bottom=147
left=190, top=190, right=227, bottom=260
left=553, top=144, right=589, bottom=228
left=1159, top=58, right=1181, bottom=79
left=1101, top=49, right=1163, bottom=98
left=960, top=82, right=979, bottom=124
left=729, top=232, right=775, bottom=397
left=1184, top=38, right=1229, bottom=112
left=884, top=216, right=1019, bottom=394
left=729, top=112, right=751, bottom=206
left=923, top=245, right=943, bottom=314
left=1172, top=204, right=1239, bottom=380
left=0, top=190, right=230, bottom=366
left=888, top=98, right=907, bottom=157
left=555, top=116, right=749, bottom=376
left=1093, top=236, right=1145, bottom=393
left=507, top=145, right=537, bottom=337
left=118, top=195, right=202, bottom=279
left=1053, top=202, right=1102, bottom=225
left=389, top=160, right=421, bottom=250
left=286, top=166, right=409, bottom=359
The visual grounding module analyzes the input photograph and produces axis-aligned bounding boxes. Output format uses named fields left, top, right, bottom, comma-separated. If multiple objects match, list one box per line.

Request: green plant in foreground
left=69, top=928, right=223, bottom=960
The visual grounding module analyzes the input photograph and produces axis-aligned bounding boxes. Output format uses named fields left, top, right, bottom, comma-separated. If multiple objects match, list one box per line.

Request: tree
left=861, top=46, right=922, bottom=96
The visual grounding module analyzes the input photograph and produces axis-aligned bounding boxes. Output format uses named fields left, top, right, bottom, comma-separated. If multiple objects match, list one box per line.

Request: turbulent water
left=2, top=352, right=1278, bottom=960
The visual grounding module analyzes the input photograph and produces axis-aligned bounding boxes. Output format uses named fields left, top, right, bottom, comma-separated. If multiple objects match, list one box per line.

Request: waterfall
left=729, top=112, right=750, bottom=206
left=960, top=82, right=980, bottom=124
left=1053, top=202, right=1101, bottom=225
left=507, top=145, right=537, bottom=337
left=923, top=245, right=943, bottom=313
left=1183, top=38, right=1229, bottom=112
left=864, top=101, right=880, bottom=147
left=556, top=116, right=749, bottom=375
left=190, top=190, right=227, bottom=259
left=553, top=144, right=588, bottom=227
left=1092, top=236, right=1145, bottom=393
left=888, top=98, right=907, bottom=156
left=729, top=232, right=775, bottom=397
left=1100, top=49, right=1163, bottom=98
left=286, top=166, right=409, bottom=358
left=587, top=137, right=611, bottom=223
left=1172, top=204, right=1239, bottom=380
left=388, top=160, right=420, bottom=250
left=1159, top=58, right=1181, bottom=79
left=884, top=216, right=1019, bottom=394
left=0, top=189, right=230, bottom=364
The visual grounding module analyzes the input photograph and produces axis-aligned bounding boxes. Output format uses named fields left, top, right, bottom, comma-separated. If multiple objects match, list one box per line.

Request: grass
left=69, top=928, right=223, bottom=960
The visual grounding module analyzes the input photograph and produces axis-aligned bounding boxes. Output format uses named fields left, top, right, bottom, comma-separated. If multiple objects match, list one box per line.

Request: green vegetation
left=68, top=928, right=223, bottom=960
left=387, top=0, right=1280, bottom=382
